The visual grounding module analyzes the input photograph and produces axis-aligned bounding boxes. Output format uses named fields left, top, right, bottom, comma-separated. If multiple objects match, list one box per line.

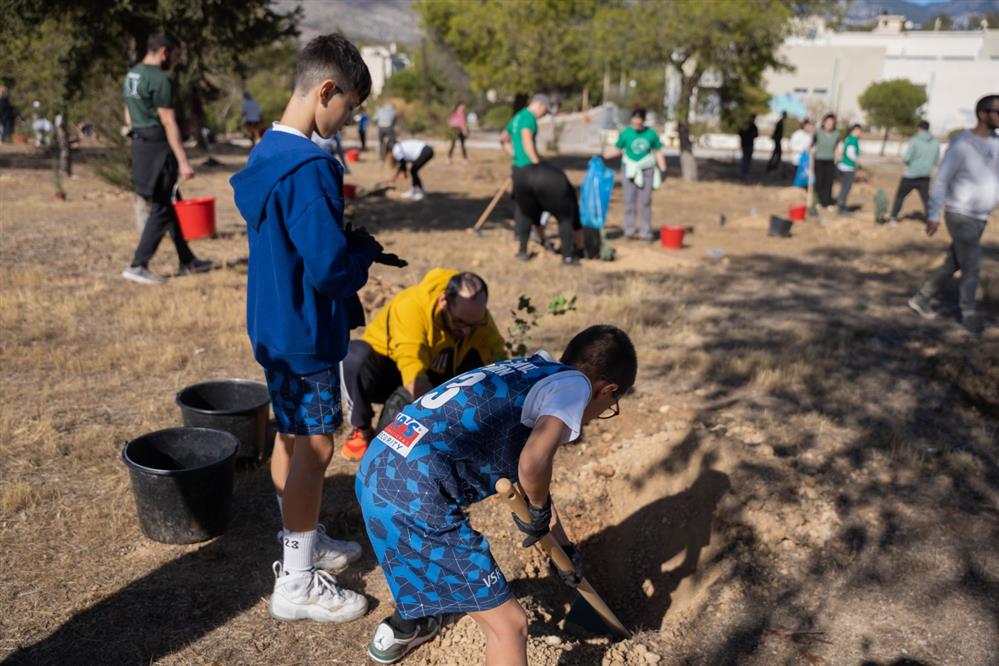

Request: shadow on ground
left=3, top=472, right=372, bottom=665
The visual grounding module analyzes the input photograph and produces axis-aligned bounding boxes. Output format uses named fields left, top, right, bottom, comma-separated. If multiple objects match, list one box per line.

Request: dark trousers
left=512, top=163, right=580, bottom=259
left=408, top=146, right=434, bottom=190
left=358, top=128, right=367, bottom=151
left=448, top=131, right=467, bottom=159
left=378, top=127, right=396, bottom=160
left=837, top=170, right=855, bottom=211
left=814, top=159, right=836, bottom=207
left=918, top=211, right=987, bottom=316
left=129, top=129, right=195, bottom=268
left=341, top=340, right=483, bottom=429
left=890, top=176, right=930, bottom=219
left=739, top=147, right=752, bottom=179
left=767, top=141, right=782, bottom=172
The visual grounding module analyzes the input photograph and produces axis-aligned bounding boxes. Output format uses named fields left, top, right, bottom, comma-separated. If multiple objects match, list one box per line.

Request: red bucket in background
left=174, top=197, right=216, bottom=240
left=345, top=149, right=360, bottom=163
left=660, top=225, right=685, bottom=250
left=343, top=183, right=358, bottom=199
left=789, top=204, right=807, bottom=222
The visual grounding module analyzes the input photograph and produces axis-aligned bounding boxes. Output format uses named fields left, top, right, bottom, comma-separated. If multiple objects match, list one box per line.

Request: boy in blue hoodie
left=230, top=34, right=379, bottom=624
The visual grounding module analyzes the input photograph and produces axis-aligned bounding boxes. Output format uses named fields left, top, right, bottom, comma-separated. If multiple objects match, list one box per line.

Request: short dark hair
left=631, top=108, right=647, bottom=121
left=294, top=34, right=372, bottom=103
left=918, top=120, right=930, bottom=131
left=822, top=113, right=836, bottom=124
left=147, top=33, right=178, bottom=54
left=849, top=123, right=862, bottom=133
left=560, top=325, right=637, bottom=395
left=975, top=94, right=999, bottom=116
left=444, top=272, right=488, bottom=306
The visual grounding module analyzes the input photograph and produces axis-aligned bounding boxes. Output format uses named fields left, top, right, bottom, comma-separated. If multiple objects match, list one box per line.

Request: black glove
left=549, top=543, right=584, bottom=588
left=374, top=251, right=408, bottom=268
left=345, top=223, right=383, bottom=257
left=511, top=495, right=551, bottom=547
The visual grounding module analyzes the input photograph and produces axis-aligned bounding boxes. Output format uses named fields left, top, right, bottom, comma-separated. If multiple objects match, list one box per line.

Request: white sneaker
left=121, top=265, right=165, bottom=285
left=410, top=190, right=425, bottom=201
left=368, top=616, right=441, bottom=664
left=269, top=562, right=368, bottom=623
left=276, top=524, right=362, bottom=572
left=399, top=189, right=414, bottom=199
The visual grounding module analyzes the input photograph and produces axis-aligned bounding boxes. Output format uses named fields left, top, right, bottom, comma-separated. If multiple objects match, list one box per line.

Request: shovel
left=495, top=478, right=631, bottom=639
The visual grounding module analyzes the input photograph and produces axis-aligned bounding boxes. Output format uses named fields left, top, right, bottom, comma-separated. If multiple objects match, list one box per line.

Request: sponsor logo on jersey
left=482, top=568, right=505, bottom=589
left=378, top=413, right=429, bottom=458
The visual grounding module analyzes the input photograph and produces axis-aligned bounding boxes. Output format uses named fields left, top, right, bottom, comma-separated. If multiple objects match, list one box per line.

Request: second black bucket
left=122, top=427, right=238, bottom=544
left=768, top=216, right=793, bottom=238
left=176, top=379, right=270, bottom=460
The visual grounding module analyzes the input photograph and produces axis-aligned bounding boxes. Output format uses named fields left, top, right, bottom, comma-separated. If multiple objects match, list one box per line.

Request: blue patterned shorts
left=264, top=366, right=343, bottom=435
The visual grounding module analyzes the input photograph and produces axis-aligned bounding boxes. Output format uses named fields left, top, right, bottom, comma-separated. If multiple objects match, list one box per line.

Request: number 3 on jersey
left=419, top=371, right=487, bottom=409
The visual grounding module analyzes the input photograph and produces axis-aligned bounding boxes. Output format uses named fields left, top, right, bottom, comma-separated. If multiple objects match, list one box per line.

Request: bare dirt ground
left=1, top=139, right=997, bottom=666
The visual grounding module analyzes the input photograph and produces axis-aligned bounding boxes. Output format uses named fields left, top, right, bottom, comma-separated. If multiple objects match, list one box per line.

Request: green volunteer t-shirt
left=506, top=107, right=538, bottom=168
left=123, top=63, right=172, bottom=129
left=615, top=126, right=662, bottom=162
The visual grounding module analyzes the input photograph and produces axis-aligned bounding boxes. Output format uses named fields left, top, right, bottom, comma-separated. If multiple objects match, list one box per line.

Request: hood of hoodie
left=913, top=130, right=935, bottom=144
left=229, top=130, right=339, bottom=230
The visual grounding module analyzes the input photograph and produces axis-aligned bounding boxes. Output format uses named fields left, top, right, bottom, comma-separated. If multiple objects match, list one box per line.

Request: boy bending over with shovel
left=356, top=325, right=636, bottom=664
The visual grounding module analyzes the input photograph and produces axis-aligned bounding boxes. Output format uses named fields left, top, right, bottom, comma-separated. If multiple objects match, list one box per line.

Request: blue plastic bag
left=792, top=152, right=810, bottom=188
left=580, top=156, right=615, bottom=229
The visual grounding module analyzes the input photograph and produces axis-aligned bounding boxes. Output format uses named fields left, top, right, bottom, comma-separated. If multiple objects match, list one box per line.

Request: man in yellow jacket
left=340, top=268, right=507, bottom=460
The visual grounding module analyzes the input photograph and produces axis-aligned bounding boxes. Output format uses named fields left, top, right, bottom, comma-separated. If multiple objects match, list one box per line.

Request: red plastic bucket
left=660, top=225, right=685, bottom=250
left=345, top=149, right=360, bottom=163
left=174, top=197, right=216, bottom=240
left=789, top=204, right=807, bottom=222
left=343, top=183, right=358, bottom=199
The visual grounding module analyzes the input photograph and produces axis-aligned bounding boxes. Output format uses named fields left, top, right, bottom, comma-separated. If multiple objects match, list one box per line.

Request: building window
left=813, top=88, right=828, bottom=95
left=793, top=87, right=808, bottom=94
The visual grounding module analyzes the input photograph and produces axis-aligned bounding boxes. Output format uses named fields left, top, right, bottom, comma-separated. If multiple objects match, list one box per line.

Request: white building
left=765, top=20, right=999, bottom=133
left=361, top=44, right=411, bottom=98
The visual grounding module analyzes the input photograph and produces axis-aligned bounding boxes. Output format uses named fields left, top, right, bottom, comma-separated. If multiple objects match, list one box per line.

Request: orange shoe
left=341, top=428, right=372, bottom=461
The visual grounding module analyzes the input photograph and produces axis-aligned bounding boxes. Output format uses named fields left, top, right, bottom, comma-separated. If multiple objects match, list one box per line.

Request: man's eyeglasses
left=445, top=309, right=486, bottom=331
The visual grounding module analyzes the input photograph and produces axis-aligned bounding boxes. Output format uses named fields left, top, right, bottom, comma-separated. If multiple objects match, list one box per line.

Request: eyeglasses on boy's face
left=597, top=393, right=620, bottom=420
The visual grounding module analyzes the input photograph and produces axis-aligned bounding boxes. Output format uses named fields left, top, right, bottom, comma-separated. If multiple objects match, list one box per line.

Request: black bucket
left=768, top=216, right=793, bottom=238
left=176, top=380, right=270, bottom=461
left=122, top=427, right=239, bottom=544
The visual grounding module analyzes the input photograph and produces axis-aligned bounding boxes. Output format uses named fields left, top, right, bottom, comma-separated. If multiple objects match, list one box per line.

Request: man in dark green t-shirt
left=121, top=32, right=211, bottom=285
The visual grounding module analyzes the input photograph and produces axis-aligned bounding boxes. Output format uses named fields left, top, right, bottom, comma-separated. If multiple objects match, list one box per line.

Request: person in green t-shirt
left=501, top=95, right=547, bottom=168
left=499, top=94, right=584, bottom=266
left=121, top=32, right=211, bottom=286
left=836, top=123, right=862, bottom=214
left=602, top=108, right=667, bottom=242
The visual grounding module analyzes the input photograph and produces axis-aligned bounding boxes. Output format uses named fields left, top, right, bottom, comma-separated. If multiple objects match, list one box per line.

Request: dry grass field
left=1, top=138, right=997, bottom=665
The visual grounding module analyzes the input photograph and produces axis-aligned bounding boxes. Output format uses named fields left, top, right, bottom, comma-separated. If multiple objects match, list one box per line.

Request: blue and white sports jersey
left=359, top=353, right=574, bottom=516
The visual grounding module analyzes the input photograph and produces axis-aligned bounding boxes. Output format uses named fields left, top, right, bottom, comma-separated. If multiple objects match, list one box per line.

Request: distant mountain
left=843, top=0, right=999, bottom=27
left=274, top=0, right=422, bottom=46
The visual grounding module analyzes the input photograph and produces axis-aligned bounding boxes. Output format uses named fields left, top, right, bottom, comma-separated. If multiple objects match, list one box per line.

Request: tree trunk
left=676, top=65, right=703, bottom=182
left=56, top=115, right=71, bottom=177
left=603, top=62, right=610, bottom=101
left=880, top=127, right=889, bottom=156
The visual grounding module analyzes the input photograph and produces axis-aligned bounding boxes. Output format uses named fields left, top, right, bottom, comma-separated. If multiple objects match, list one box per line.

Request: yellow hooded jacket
left=361, top=268, right=507, bottom=386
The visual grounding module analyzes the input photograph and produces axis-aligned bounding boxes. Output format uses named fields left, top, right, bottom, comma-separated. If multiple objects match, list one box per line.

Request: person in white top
left=389, top=139, right=435, bottom=200
left=788, top=118, right=814, bottom=166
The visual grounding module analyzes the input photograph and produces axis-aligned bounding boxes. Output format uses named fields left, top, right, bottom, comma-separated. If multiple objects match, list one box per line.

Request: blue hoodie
left=230, top=129, right=377, bottom=375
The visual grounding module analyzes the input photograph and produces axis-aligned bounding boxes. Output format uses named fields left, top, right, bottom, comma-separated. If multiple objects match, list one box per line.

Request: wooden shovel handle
left=495, top=478, right=631, bottom=638
left=472, top=177, right=512, bottom=232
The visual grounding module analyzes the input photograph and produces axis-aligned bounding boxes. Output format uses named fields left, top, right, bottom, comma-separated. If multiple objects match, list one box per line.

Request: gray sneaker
left=178, top=258, right=214, bottom=275
left=907, top=294, right=936, bottom=319
left=368, top=616, right=441, bottom=664
left=122, top=265, right=165, bottom=285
